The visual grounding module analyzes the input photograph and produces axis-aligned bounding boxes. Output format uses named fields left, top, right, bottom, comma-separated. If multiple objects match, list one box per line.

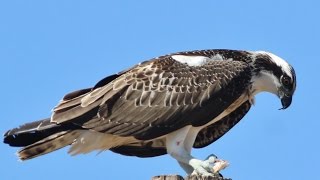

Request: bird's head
left=251, top=51, right=296, bottom=109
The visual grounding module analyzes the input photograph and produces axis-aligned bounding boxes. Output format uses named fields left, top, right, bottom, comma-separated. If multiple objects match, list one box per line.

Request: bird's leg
left=166, top=126, right=228, bottom=176
left=178, top=162, right=194, bottom=175
left=167, top=142, right=212, bottom=176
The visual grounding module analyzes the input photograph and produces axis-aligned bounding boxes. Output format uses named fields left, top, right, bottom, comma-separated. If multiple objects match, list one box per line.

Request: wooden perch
left=151, top=175, right=231, bottom=180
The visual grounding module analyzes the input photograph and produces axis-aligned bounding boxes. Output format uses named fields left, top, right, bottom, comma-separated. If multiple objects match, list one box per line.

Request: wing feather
left=110, top=100, right=252, bottom=158
left=51, top=50, right=253, bottom=141
left=193, top=100, right=251, bottom=148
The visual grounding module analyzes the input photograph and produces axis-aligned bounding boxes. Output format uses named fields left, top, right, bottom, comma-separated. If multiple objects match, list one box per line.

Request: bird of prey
left=4, top=49, right=296, bottom=176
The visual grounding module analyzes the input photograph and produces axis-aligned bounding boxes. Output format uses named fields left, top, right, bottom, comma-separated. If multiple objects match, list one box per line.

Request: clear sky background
left=0, top=1, right=319, bottom=180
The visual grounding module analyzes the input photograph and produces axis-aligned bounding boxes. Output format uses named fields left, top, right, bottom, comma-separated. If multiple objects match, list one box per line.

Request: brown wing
left=110, top=101, right=251, bottom=157
left=193, top=100, right=252, bottom=148
left=51, top=51, right=252, bottom=141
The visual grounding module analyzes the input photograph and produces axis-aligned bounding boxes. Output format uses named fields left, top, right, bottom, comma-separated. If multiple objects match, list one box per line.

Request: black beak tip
left=279, top=96, right=292, bottom=110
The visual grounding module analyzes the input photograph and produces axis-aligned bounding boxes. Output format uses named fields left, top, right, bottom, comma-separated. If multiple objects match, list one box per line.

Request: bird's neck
left=250, top=69, right=280, bottom=97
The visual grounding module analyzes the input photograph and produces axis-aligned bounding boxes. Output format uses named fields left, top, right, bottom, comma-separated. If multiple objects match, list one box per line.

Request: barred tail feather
left=3, top=118, right=82, bottom=160
left=18, top=131, right=80, bottom=160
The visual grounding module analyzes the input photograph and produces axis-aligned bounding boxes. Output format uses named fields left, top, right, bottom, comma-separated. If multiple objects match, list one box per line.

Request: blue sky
left=1, top=0, right=319, bottom=179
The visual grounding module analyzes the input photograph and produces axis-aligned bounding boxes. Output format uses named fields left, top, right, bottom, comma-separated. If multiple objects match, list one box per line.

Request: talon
left=212, top=160, right=229, bottom=173
left=203, top=154, right=229, bottom=174
left=205, top=154, right=218, bottom=163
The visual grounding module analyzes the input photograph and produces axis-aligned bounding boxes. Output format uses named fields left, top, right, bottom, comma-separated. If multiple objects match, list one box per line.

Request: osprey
left=4, top=49, right=296, bottom=176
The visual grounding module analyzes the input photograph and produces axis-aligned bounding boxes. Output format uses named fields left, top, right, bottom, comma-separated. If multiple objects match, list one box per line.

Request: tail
left=4, top=118, right=81, bottom=160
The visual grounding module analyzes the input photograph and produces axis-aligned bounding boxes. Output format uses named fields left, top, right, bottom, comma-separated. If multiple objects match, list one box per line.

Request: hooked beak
left=279, top=93, right=292, bottom=110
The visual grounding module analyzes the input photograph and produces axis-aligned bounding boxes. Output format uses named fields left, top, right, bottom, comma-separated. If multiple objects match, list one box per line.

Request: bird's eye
left=281, top=76, right=291, bottom=86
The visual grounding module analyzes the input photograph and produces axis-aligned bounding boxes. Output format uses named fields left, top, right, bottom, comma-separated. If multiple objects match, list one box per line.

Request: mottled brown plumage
left=110, top=101, right=251, bottom=157
left=51, top=51, right=252, bottom=141
left=3, top=49, right=296, bottom=165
